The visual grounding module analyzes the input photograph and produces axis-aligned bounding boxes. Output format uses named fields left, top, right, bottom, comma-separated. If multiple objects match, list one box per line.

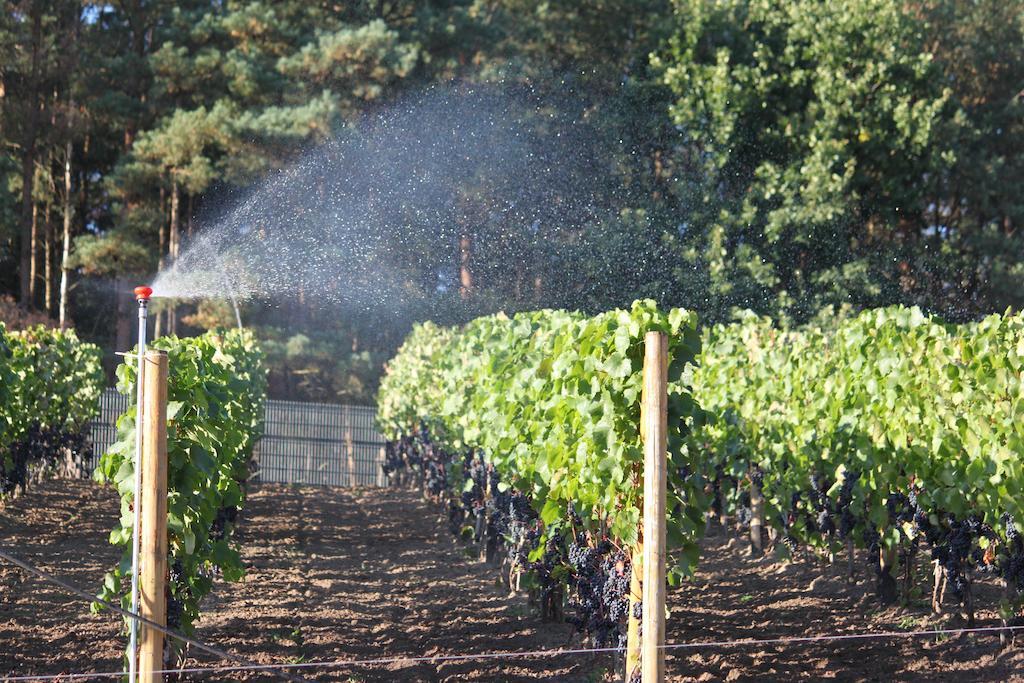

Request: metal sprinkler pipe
left=128, top=285, right=152, bottom=683
left=220, top=271, right=243, bottom=330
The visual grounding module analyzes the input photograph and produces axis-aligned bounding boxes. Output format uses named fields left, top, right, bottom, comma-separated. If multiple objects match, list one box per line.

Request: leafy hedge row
left=377, top=300, right=705, bottom=573
left=693, top=307, right=1024, bottom=606
left=0, top=323, right=104, bottom=494
left=381, top=302, right=1024, bottom=622
left=95, top=328, right=266, bottom=657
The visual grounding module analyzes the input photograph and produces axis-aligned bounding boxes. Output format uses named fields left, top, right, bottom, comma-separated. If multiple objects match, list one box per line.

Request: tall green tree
left=655, top=0, right=956, bottom=320
left=916, top=0, right=1024, bottom=314
left=1, top=1, right=80, bottom=306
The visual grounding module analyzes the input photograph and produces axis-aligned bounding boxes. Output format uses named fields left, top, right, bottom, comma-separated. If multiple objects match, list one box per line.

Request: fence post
left=377, top=446, right=386, bottom=487
left=641, top=331, right=667, bottom=683
left=139, top=350, right=168, bottom=682
left=345, top=428, right=356, bottom=486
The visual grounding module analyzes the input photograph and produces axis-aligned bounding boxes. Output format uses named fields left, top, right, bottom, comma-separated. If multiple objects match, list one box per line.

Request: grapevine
left=377, top=301, right=706, bottom=659
left=94, top=328, right=266, bottom=665
left=0, top=324, right=103, bottom=496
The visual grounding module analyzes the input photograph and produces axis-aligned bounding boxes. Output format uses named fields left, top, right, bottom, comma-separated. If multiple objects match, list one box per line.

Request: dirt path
left=196, top=484, right=590, bottom=681
left=0, top=481, right=123, bottom=677
left=2, top=481, right=1023, bottom=682
left=0, top=481, right=592, bottom=682
left=665, top=531, right=1024, bottom=682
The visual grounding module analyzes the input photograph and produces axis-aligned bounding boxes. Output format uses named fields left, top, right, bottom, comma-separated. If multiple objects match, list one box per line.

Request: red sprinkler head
left=134, top=285, right=153, bottom=302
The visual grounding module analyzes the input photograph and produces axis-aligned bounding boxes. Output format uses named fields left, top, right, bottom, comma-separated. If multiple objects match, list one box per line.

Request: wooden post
left=139, top=350, right=168, bottom=682
left=641, top=331, right=668, bottom=683
left=345, top=428, right=356, bottom=487
left=377, top=446, right=386, bottom=487
left=932, top=559, right=946, bottom=613
left=749, top=476, right=764, bottom=555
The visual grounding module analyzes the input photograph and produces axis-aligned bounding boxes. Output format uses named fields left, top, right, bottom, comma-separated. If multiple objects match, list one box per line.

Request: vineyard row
left=376, top=302, right=1024, bottom=677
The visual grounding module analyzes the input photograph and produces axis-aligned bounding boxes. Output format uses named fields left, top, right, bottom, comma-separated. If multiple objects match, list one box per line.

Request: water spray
left=128, top=285, right=151, bottom=683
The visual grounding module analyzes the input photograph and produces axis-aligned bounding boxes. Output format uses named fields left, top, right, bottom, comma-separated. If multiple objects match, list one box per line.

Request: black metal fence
left=87, top=389, right=386, bottom=487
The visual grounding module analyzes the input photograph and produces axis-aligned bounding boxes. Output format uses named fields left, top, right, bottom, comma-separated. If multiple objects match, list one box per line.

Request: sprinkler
left=128, top=285, right=151, bottom=683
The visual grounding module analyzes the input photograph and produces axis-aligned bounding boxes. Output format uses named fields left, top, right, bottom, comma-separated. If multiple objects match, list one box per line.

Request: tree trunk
left=18, top=7, right=43, bottom=307
left=931, top=560, right=945, bottom=614
left=962, top=577, right=975, bottom=627
left=44, top=202, right=53, bottom=315
left=877, top=545, right=898, bottom=605
left=158, top=184, right=167, bottom=270
left=459, top=233, right=472, bottom=299
left=29, top=201, right=39, bottom=304
left=168, top=173, right=180, bottom=335
left=58, top=140, right=72, bottom=328
left=901, top=542, right=917, bottom=601
left=1001, top=578, right=1015, bottom=647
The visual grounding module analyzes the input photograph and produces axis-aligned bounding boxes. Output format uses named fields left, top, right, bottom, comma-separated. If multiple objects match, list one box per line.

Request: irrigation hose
left=0, top=547, right=310, bottom=683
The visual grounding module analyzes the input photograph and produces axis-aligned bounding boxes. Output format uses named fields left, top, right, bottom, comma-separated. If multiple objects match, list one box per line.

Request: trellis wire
left=4, top=507, right=1022, bottom=681
left=5, top=623, right=1023, bottom=681
left=0, top=547, right=309, bottom=683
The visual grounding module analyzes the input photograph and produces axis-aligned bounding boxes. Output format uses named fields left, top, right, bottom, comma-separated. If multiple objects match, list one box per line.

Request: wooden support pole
left=750, top=476, right=764, bottom=555
left=345, top=428, right=356, bottom=487
left=139, top=350, right=168, bottom=683
left=641, top=331, right=668, bottom=683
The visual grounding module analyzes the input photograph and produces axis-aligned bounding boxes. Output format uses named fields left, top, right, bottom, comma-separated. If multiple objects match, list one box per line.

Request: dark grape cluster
left=908, top=487, right=939, bottom=543
left=384, top=431, right=639, bottom=647
left=1007, top=513, right=1021, bottom=546
left=809, top=473, right=835, bottom=536
left=862, top=523, right=881, bottom=572
left=1001, top=513, right=1024, bottom=591
left=210, top=505, right=239, bottom=541
left=382, top=433, right=422, bottom=481
left=836, top=470, right=859, bottom=539
left=921, top=514, right=995, bottom=603
left=708, top=465, right=726, bottom=520
left=938, top=517, right=973, bottom=599
left=565, top=535, right=630, bottom=648
left=417, top=439, right=446, bottom=496
left=568, top=536, right=597, bottom=570
left=166, top=560, right=187, bottom=631
left=778, top=490, right=801, bottom=554
left=750, top=466, right=764, bottom=489
left=381, top=440, right=402, bottom=479
left=461, top=455, right=489, bottom=541
left=1, top=424, right=92, bottom=493
left=886, top=491, right=914, bottom=526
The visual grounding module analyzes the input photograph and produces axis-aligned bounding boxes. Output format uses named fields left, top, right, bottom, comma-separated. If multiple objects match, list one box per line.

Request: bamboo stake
left=641, top=331, right=668, bottom=683
left=138, top=350, right=168, bottom=682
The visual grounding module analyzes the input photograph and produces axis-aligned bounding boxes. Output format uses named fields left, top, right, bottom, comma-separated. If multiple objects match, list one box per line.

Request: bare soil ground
left=666, top=530, right=1024, bottom=681
left=0, top=480, right=588, bottom=682
left=1, top=480, right=1022, bottom=682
